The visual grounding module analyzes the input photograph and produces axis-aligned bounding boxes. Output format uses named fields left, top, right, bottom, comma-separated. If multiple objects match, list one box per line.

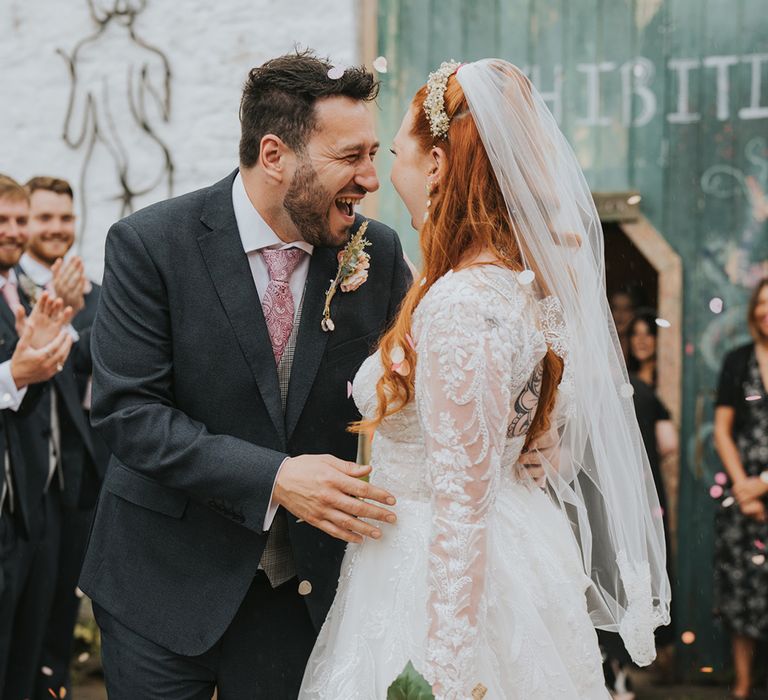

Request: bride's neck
left=455, top=248, right=502, bottom=270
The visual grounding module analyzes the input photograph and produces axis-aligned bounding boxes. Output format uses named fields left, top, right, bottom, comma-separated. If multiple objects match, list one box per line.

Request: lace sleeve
left=415, top=286, right=517, bottom=699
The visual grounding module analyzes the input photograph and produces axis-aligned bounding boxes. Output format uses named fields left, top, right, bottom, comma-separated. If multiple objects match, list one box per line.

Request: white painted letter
left=530, top=64, right=563, bottom=124
left=667, top=58, right=701, bottom=124
left=703, top=55, right=739, bottom=120
left=577, top=62, right=616, bottom=126
left=739, top=54, right=768, bottom=120
left=621, top=57, right=657, bottom=127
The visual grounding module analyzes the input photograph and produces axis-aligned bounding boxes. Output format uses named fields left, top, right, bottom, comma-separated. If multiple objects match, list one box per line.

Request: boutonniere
left=321, top=219, right=372, bottom=332
left=18, top=273, right=42, bottom=305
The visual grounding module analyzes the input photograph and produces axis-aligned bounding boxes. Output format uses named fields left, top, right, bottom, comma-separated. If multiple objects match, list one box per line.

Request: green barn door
left=374, top=0, right=768, bottom=679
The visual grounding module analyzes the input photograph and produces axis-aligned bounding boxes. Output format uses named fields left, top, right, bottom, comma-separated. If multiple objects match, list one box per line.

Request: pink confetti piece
left=714, top=472, right=728, bottom=486
left=653, top=506, right=665, bottom=519
left=709, top=485, right=724, bottom=499
left=756, top=540, right=766, bottom=551
left=347, top=381, right=353, bottom=399
left=681, top=630, right=696, bottom=644
left=406, top=333, right=416, bottom=350
left=685, top=342, right=695, bottom=355
left=746, top=394, right=762, bottom=402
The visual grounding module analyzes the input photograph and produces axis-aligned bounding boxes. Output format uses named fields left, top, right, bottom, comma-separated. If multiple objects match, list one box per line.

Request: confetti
left=685, top=342, right=695, bottom=355
left=619, top=383, right=634, bottom=398
left=48, top=690, right=57, bottom=699
left=700, top=666, right=714, bottom=673
left=77, top=652, right=90, bottom=663
left=746, top=394, right=762, bottom=402
left=406, top=333, right=416, bottom=351
left=74, top=586, right=84, bottom=599
left=753, top=554, right=766, bottom=566
left=60, top=688, right=67, bottom=699
left=372, top=56, right=388, bottom=73
left=681, top=630, right=696, bottom=644
left=709, top=485, right=724, bottom=498
left=390, top=345, right=405, bottom=365
left=393, top=360, right=411, bottom=376
left=327, top=66, right=345, bottom=80
left=41, top=666, right=54, bottom=677
left=709, top=297, right=724, bottom=314
left=347, top=381, right=353, bottom=399
left=653, top=506, right=665, bottom=519
left=755, top=540, right=766, bottom=551
left=714, top=472, right=728, bottom=486
left=655, top=317, right=671, bottom=328
left=722, top=496, right=736, bottom=507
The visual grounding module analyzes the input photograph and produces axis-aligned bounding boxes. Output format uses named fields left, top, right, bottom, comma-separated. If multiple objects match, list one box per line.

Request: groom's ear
left=259, top=134, right=290, bottom=183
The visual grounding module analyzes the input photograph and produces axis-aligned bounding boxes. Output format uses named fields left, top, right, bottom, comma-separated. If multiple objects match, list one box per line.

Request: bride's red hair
left=355, top=69, right=563, bottom=449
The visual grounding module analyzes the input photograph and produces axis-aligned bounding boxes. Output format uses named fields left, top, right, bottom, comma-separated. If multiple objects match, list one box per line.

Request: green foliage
left=386, top=660, right=436, bottom=700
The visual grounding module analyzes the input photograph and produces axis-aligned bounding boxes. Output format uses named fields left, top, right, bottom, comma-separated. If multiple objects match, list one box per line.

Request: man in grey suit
left=80, top=51, right=411, bottom=698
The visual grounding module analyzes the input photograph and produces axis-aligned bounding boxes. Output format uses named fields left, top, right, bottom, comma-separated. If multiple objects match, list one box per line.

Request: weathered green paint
left=376, top=0, right=768, bottom=677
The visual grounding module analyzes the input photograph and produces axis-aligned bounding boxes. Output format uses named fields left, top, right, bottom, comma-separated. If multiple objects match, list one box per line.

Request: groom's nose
left=354, top=156, right=379, bottom=194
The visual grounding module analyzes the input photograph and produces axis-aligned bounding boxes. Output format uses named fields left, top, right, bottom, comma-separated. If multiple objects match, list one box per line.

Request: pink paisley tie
left=1, top=279, right=21, bottom=314
left=261, top=248, right=305, bottom=365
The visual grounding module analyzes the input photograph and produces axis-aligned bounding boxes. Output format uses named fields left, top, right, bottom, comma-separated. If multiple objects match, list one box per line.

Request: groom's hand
left=273, top=455, right=398, bottom=544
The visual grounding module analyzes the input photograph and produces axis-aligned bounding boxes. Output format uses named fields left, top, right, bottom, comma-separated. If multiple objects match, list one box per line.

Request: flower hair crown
left=424, top=60, right=462, bottom=139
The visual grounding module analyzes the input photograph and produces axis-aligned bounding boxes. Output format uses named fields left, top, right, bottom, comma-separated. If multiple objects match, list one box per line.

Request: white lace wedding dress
left=298, top=266, right=609, bottom=700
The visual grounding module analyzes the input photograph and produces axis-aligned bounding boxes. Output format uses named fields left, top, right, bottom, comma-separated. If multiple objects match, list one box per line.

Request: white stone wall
left=0, top=0, right=359, bottom=278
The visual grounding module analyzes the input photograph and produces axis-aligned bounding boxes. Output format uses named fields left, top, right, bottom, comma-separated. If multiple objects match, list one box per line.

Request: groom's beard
left=283, top=158, right=350, bottom=248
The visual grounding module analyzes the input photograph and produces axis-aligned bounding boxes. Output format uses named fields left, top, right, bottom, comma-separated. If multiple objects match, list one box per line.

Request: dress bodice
left=353, top=265, right=548, bottom=503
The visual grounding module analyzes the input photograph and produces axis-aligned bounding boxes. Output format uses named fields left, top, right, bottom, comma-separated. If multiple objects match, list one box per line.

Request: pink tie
left=2, top=280, right=21, bottom=314
left=261, top=248, right=305, bottom=364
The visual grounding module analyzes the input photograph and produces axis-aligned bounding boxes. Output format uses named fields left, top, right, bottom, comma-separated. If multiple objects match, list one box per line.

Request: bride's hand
left=273, top=454, right=398, bottom=543
left=518, top=424, right=560, bottom=487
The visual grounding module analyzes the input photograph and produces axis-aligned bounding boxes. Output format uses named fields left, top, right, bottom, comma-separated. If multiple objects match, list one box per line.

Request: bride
left=299, top=59, right=670, bottom=699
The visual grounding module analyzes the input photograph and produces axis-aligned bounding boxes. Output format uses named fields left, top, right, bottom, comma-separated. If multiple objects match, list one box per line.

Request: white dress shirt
left=0, top=270, right=29, bottom=412
left=232, top=172, right=313, bottom=531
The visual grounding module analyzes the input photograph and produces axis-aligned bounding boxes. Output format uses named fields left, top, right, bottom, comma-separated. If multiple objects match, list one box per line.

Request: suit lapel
left=284, top=246, right=337, bottom=440
left=197, top=172, right=286, bottom=444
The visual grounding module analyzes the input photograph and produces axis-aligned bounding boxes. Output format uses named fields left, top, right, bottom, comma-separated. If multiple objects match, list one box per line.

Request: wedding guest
left=627, top=310, right=659, bottom=387
left=713, top=277, right=768, bottom=700
left=610, top=289, right=637, bottom=361
left=19, top=176, right=107, bottom=700
left=0, top=178, right=95, bottom=700
left=0, top=175, right=78, bottom=692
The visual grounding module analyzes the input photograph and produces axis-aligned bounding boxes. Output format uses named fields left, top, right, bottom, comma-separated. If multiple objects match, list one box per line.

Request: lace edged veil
left=456, top=59, right=671, bottom=665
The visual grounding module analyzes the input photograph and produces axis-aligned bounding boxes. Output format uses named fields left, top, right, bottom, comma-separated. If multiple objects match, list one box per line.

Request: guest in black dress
left=714, top=277, right=768, bottom=700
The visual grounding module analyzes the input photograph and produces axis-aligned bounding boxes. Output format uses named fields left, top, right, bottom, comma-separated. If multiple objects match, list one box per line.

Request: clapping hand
left=10, top=292, right=75, bottom=388
left=15, top=291, right=74, bottom=349
left=51, top=256, right=86, bottom=314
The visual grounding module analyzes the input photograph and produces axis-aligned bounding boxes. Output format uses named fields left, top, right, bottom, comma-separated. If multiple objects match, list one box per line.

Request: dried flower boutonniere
left=321, top=220, right=371, bottom=332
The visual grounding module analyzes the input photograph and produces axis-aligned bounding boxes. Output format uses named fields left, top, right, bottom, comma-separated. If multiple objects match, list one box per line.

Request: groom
left=79, top=51, right=410, bottom=698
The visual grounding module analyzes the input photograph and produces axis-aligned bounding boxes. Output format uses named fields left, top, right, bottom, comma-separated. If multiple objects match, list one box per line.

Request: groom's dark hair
left=239, top=48, right=379, bottom=168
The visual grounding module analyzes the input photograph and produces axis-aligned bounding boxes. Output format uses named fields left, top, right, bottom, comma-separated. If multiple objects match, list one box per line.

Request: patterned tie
left=1, top=279, right=21, bottom=314
left=261, top=248, right=305, bottom=365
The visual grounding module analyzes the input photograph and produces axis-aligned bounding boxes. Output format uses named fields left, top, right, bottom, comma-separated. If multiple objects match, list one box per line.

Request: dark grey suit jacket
left=80, top=170, right=411, bottom=655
